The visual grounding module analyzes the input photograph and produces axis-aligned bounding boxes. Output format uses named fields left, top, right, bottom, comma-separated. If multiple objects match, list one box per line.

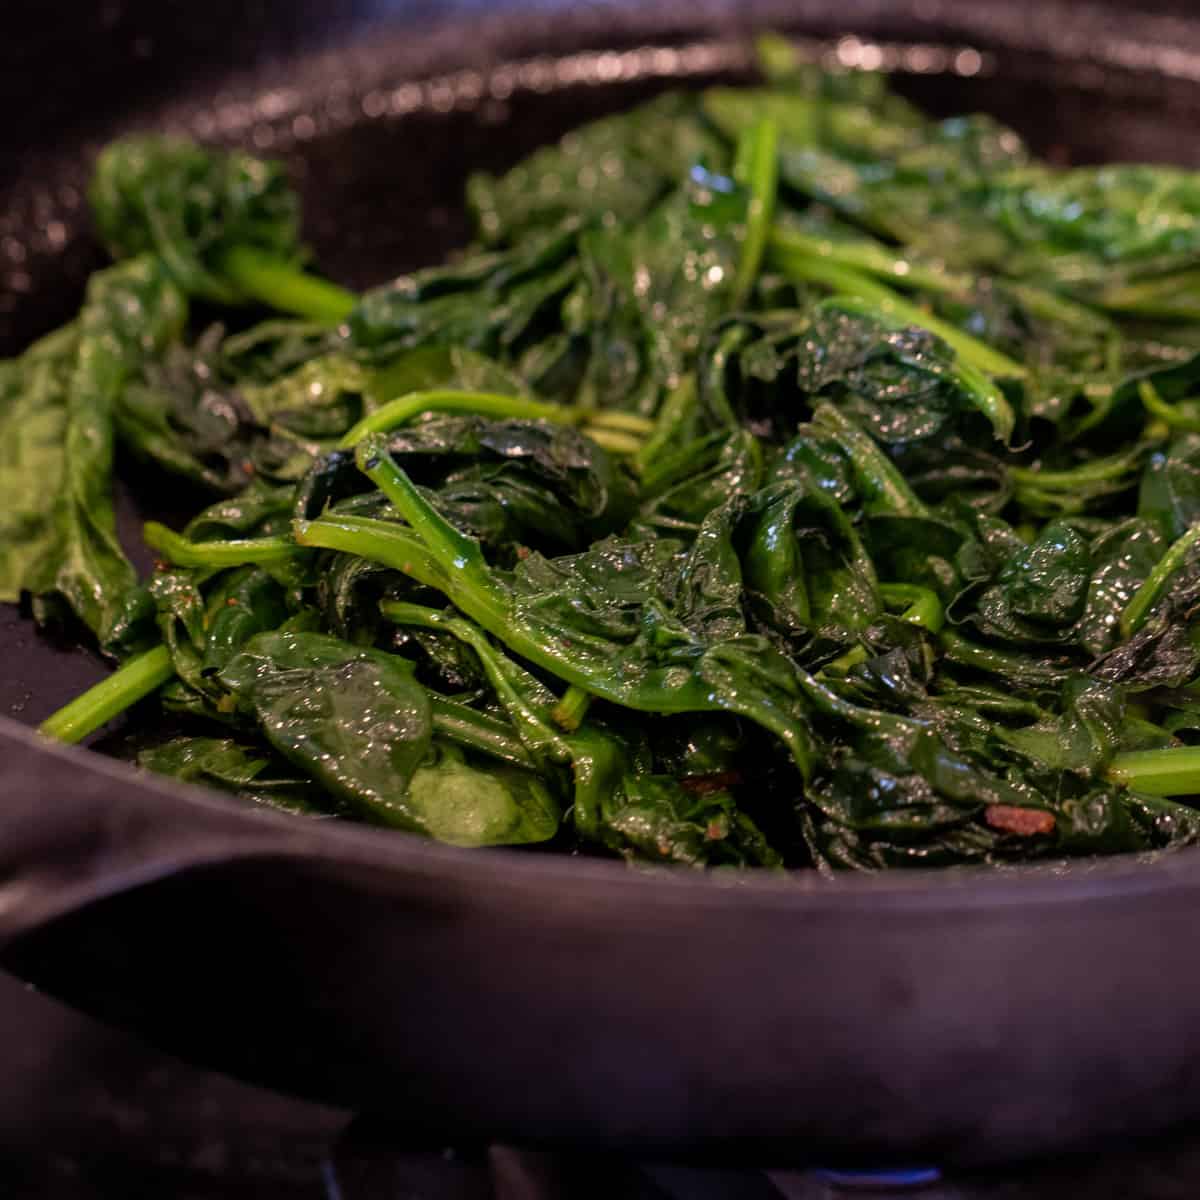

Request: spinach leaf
left=469, top=93, right=729, bottom=245
left=219, top=630, right=559, bottom=844
left=90, top=136, right=303, bottom=304
left=1, top=257, right=187, bottom=651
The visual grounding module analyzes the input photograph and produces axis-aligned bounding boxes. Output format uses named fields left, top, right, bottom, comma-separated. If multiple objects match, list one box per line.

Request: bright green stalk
left=381, top=600, right=570, bottom=761
left=429, top=694, right=536, bottom=769
left=339, top=390, right=567, bottom=448
left=771, top=244, right=1027, bottom=380
left=770, top=226, right=974, bottom=297
left=584, top=428, right=643, bottom=456
left=351, top=437, right=716, bottom=712
left=339, top=388, right=651, bottom=456
left=1098, top=268, right=1200, bottom=320
left=1107, top=746, right=1200, bottom=796
left=293, top=514, right=447, bottom=593
left=1004, top=281, right=1114, bottom=336
left=220, top=246, right=357, bottom=324
left=1008, top=450, right=1143, bottom=490
left=637, top=374, right=697, bottom=475
left=1120, top=524, right=1200, bottom=640
left=1138, top=379, right=1200, bottom=432
left=551, top=686, right=593, bottom=732
left=586, top=410, right=657, bottom=435
left=732, top=117, right=779, bottom=308
left=39, top=644, right=175, bottom=744
left=144, top=522, right=303, bottom=568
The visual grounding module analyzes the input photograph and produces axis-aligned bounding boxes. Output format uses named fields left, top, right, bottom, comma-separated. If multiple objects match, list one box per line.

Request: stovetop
left=2, top=972, right=1198, bottom=1199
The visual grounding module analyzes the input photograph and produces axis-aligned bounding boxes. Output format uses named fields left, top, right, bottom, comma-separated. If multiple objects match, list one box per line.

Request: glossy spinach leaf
left=90, top=136, right=302, bottom=303
left=1, top=256, right=187, bottom=651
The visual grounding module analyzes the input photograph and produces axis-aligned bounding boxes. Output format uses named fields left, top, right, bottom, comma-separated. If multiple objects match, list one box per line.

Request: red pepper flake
left=985, top=805, right=1056, bottom=837
left=516, top=545, right=531, bottom=560
left=705, top=820, right=727, bottom=841
left=680, top=771, right=743, bottom=796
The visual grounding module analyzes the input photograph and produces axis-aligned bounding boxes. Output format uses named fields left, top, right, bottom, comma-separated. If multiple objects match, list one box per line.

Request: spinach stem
left=770, top=244, right=1027, bottom=380
left=40, top=644, right=175, bottom=744
left=822, top=645, right=868, bottom=676
left=732, top=117, right=779, bottom=308
left=352, top=441, right=723, bottom=713
left=582, top=410, right=657, bottom=435
left=339, top=389, right=651, bottom=455
left=293, top=514, right=447, bottom=592
left=144, top=522, right=303, bottom=568
left=1107, top=746, right=1200, bottom=796
left=340, top=390, right=565, bottom=448
left=552, top=685, right=593, bottom=732
left=1008, top=451, right=1140, bottom=488
left=637, top=374, right=696, bottom=474
left=220, top=246, right=357, bottom=323
left=770, top=226, right=973, bottom=297
left=1138, top=379, right=1200, bottom=432
left=429, top=695, right=535, bottom=768
left=1098, top=268, right=1200, bottom=319
left=1120, top=524, right=1200, bottom=639
left=585, top=428, right=643, bottom=456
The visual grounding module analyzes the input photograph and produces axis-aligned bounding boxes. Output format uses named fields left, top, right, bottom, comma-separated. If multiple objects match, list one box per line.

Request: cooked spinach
left=21, top=35, right=1200, bottom=869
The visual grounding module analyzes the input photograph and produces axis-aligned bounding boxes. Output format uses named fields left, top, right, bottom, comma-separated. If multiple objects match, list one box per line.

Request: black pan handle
left=0, top=717, right=309, bottom=949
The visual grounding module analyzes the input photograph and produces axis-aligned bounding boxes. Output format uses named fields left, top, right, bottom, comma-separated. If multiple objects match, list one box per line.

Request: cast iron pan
left=7, top=0, right=1200, bottom=1168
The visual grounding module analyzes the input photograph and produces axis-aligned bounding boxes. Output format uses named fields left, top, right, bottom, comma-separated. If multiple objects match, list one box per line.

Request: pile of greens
left=12, top=37, right=1200, bottom=869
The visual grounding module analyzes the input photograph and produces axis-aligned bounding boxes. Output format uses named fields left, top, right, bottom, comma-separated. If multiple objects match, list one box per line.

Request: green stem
left=732, top=117, right=779, bottom=308
left=770, top=226, right=973, bottom=298
left=938, top=630, right=1071, bottom=687
left=770, top=245, right=1027, bottom=380
left=879, top=582, right=945, bottom=632
left=340, top=390, right=566, bottom=448
left=429, top=695, right=535, bottom=768
left=584, top=410, right=657, bottom=435
left=220, top=246, right=357, bottom=324
left=1120, top=524, right=1200, bottom=640
left=1003, top=281, right=1113, bottom=336
left=585, top=428, right=643, bottom=456
left=637, top=374, right=696, bottom=475
left=551, top=685, right=593, bottom=732
left=1107, top=746, right=1200, bottom=796
left=144, top=522, right=303, bottom=568
left=293, top=514, right=447, bottom=592
left=339, top=389, right=650, bottom=456
left=1138, top=379, right=1200, bottom=432
left=1008, top=451, right=1140, bottom=489
left=822, top=645, right=869, bottom=676
left=353, top=442, right=717, bottom=712
left=1098, top=268, right=1200, bottom=319
left=381, top=600, right=569, bottom=761
left=40, top=645, right=175, bottom=744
